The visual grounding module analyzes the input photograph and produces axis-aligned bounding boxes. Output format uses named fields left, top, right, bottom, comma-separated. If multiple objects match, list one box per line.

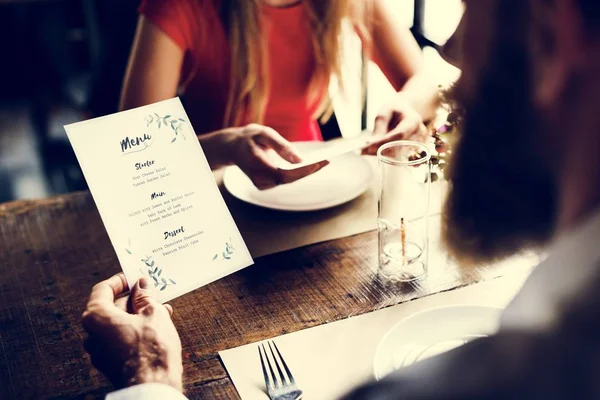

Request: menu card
left=65, top=98, right=253, bottom=302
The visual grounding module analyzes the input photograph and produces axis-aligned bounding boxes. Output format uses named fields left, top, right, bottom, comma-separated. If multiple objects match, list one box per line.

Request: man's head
left=442, top=0, right=600, bottom=265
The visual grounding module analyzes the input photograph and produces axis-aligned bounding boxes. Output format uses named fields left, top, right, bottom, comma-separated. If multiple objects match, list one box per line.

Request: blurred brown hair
left=221, top=0, right=371, bottom=127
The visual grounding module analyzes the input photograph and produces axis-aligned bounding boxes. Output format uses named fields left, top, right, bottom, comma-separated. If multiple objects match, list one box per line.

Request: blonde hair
left=221, top=0, right=371, bottom=127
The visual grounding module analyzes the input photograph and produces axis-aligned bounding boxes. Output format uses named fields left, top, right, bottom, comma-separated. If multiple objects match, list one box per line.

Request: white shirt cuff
left=106, top=383, right=188, bottom=400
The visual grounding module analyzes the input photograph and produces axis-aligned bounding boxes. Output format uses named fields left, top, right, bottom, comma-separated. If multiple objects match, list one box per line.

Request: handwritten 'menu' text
left=121, top=133, right=152, bottom=153
left=164, top=226, right=185, bottom=240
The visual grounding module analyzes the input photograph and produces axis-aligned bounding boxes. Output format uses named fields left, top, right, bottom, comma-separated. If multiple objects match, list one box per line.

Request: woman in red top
left=121, top=0, right=438, bottom=189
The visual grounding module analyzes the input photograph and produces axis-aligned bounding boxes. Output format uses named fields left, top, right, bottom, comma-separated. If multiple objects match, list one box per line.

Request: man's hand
left=363, top=93, right=428, bottom=155
left=82, top=274, right=183, bottom=391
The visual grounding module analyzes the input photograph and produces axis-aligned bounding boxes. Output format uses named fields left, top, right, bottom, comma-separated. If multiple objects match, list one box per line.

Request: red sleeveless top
left=139, top=0, right=325, bottom=142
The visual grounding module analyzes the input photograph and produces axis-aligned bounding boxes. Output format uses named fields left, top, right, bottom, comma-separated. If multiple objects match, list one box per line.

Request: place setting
left=219, top=269, right=534, bottom=400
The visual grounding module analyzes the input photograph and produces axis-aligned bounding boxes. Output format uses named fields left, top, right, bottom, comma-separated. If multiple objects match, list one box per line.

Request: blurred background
left=0, top=0, right=461, bottom=203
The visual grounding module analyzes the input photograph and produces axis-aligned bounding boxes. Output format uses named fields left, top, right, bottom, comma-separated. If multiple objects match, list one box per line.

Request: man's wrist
left=122, top=345, right=184, bottom=392
left=131, top=367, right=183, bottom=392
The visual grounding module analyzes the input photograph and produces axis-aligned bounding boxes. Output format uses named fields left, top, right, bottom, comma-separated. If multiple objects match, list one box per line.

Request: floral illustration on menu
left=140, top=255, right=176, bottom=291
left=213, top=238, right=234, bottom=261
left=126, top=240, right=176, bottom=291
left=145, top=113, right=187, bottom=143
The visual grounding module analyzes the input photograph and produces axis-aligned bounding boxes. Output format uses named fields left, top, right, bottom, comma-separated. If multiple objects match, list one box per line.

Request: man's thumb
left=130, top=277, right=159, bottom=316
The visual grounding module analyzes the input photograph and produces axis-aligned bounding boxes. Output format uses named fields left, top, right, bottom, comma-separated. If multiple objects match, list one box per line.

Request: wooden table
left=0, top=192, right=522, bottom=399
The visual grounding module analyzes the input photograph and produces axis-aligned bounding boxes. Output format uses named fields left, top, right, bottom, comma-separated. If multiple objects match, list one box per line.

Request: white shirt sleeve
left=106, top=383, right=188, bottom=400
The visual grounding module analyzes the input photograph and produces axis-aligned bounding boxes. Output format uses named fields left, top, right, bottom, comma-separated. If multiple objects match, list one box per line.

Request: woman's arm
left=120, top=16, right=183, bottom=111
left=120, top=18, right=233, bottom=169
left=354, top=0, right=440, bottom=153
left=369, top=0, right=439, bottom=121
left=119, top=16, right=326, bottom=188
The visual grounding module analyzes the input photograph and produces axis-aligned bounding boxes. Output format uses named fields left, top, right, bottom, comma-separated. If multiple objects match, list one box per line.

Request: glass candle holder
left=377, top=140, right=431, bottom=281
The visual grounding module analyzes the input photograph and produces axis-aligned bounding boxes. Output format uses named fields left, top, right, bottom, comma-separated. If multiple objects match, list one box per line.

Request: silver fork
left=258, top=341, right=304, bottom=400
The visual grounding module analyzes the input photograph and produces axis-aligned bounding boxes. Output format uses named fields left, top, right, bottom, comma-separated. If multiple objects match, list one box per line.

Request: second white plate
left=373, top=305, right=502, bottom=380
left=223, top=142, right=373, bottom=212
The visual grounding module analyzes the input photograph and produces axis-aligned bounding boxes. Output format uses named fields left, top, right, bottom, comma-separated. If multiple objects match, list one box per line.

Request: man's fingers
left=115, top=296, right=129, bottom=312
left=164, top=304, right=174, bottom=318
left=83, top=337, right=93, bottom=354
left=82, top=274, right=129, bottom=332
left=88, top=273, right=128, bottom=305
left=129, top=277, right=166, bottom=317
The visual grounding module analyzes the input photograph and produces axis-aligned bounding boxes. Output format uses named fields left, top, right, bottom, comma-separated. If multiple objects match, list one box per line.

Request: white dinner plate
left=223, top=142, right=373, bottom=212
left=373, top=305, right=502, bottom=380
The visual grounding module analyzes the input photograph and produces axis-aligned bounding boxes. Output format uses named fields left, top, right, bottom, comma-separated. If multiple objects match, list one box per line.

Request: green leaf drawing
left=125, top=248, right=132, bottom=254
left=214, top=239, right=235, bottom=261
left=129, top=244, right=176, bottom=289
left=147, top=113, right=185, bottom=141
left=171, top=137, right=177, bottom=143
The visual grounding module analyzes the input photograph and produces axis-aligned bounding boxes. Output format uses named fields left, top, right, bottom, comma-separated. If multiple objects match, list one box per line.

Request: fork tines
left=258, top=341, right=296, bottom=390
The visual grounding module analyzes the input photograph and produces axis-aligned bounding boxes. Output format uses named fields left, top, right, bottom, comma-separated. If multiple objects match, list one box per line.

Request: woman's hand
left=225, top=124, right=328, bottom=190
left=363, top=93, right=428, bottom=155
left=82, top=274, right=183, bottom=391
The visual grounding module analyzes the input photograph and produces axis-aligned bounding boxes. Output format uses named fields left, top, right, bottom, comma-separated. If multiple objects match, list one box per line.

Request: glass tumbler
left=377, top=140, right=431, bottom=281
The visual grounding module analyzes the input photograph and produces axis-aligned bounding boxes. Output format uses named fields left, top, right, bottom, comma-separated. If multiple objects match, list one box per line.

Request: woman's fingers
left=236, top=123, right=330, bottom=190
left=236, top=143, right=280, bottom=190
left=243, top=149, right=328, bottom=190
left=277, top=161, right=329, bottom=185
left=252, top=126, right=302, bottom=164
left=363, top=115, right=426, bottom=155
left=373, top=107, right=393, bottom=137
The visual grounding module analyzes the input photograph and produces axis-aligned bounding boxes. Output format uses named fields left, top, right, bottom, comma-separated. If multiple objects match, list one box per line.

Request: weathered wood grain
left=0, top=192, right=522, bottom=399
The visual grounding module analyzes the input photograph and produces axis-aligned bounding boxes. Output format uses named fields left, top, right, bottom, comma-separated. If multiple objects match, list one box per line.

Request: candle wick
left=401, top=217, right=406, bottom=264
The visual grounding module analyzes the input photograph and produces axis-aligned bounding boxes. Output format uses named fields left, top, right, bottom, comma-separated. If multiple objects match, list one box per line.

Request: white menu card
left=65, top=98, right=253, bottom=302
